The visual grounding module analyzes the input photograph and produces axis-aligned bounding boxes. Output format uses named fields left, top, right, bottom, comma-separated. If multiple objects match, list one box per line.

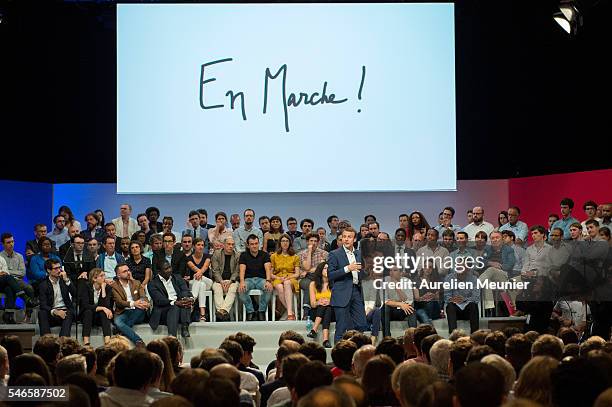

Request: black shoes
left=246, top=312, right=256, bottom=321
left=258, top=312, right=266, bottom=321
left=181, top=325, right=190, bottom=338
left=307, top=330, right=317, bottom=339
left=322, top=340, right=331, bottom=348
left=2, top=313, right=16, bottom=324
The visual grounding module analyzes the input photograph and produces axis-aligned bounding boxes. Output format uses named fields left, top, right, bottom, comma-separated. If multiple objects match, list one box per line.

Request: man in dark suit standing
left=148, top=261, right=194, bottom=338
left=328, top=226, right=368, bottom=343
left=38, top=258, right=76, bottom=337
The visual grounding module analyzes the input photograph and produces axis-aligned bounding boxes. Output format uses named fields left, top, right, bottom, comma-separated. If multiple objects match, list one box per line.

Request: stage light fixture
left=553, top=0, right=583, bottom=35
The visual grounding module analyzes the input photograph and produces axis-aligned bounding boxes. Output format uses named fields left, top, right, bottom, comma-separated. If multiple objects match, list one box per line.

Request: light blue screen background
left=117, top=3, right=456, bottom=193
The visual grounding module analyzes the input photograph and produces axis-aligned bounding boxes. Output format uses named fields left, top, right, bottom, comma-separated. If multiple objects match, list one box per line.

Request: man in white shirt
left=112, top=203, right=139, bottom=239
left=381, top=266, right=417, bottom=337
left=37, top=259, right=76, bottom=337
left=111, top=264, right=149, bottom=346
left=580, top=200, right=602, bottom=237
left=462, top=206, right=495, bottom=241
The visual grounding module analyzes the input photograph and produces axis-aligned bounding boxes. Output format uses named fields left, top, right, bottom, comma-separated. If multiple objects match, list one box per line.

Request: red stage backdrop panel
left=508, top=169, right=612, bottom=229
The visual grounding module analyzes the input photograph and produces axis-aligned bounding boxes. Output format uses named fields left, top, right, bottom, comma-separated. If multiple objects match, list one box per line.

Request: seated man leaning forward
left=112, top=263, right=149, bottom=346
left=238, top=234, right=273, bottom=321
left=148, top=261, right=194, bottom=338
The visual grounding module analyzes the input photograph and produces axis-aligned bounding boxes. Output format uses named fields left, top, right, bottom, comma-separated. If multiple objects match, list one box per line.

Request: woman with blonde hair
left=78, top=268, right=114, bottom=346
left=514, top=356, right=559, bottom=406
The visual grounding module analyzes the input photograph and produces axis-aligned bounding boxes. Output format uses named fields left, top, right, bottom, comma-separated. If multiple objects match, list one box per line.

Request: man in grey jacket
left=211, top=237, right=240, bottom=321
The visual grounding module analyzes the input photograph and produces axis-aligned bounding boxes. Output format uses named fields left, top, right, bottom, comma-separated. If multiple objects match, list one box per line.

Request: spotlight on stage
left=554, top=0, right=583, bottom=35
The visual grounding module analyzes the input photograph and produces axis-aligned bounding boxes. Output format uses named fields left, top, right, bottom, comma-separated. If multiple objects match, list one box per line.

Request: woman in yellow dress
left=270, top=234, right=300, bottom=320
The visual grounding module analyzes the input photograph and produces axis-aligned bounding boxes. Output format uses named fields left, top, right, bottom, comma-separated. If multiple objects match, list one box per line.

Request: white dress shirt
left=342, top=246, right=359, bottom=284
left=121, top=281, right=136, bottom=309
left=159, top=275, right=178, bottom=305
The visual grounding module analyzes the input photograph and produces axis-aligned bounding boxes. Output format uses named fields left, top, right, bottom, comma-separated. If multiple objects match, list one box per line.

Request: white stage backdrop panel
left=117, top=3, right=456, bottom=193
left=52, top=180, right=507, bottom=235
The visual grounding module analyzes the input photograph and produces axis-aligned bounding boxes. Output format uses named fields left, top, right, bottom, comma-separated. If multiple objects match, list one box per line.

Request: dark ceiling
left=1, top=0, right=610, bottom=183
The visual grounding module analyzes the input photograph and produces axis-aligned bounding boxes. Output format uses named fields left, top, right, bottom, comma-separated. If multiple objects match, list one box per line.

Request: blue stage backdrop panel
left=0, top=180, right=53, bottom=254
left=52, top=181, right=508, bottom=235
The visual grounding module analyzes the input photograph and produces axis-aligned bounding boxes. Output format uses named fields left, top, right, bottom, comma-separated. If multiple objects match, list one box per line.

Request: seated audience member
left=381, top=266, right=417, bottom=337
left=58, top=206, right=81, bottom=231
left=230, top=214, right=241, bottom=231
left=227, top=332, right=265, bottom=385
left=435, top=206, right=462, bottom=235
left=132, top=230, right=151, bottom=254
left=466, top=344, right=495, bottom=363
left=149, top=261, right=194, bottom=338
left=94, top=347, right=117, bottom=386
left=408, top=324, right=437, bottom=364
left=297, top=386, right=354, bottom=407
left=55, top=354, right=87, bottom=385
left=553, top=356, right=612, bottom=407
left=110, top=204, right=138, bottom=239
left=362, top=355, right=398, bottom=406
left=96, top=235, right=125, bottom=281
left=145, top=235, right=162, bottom=261
left=86, top=238, right=100, bottom=263
left=186, top=237, right=213, bottom=321
left=233, top=209, right=264, bottom=252
left=270, top=234, right=300, bottom=321
left=126, top=240, right=152, bottom=287
left=316, top=228, right=331, bottom=252
left=478, top=230, right=516, bottom=314
left=351, top=345, right=376, bottom=379
left=210, top=363, right=256, bottom=407
left=332, top=377, right=367, bottom=407
left=182, top=210, right=209, bottom=248
left=1, top=335, right=23, bottom=365
left=298, top=342, right=327, bottom=364
left=513, top=356, right=559, bottom=406
left=136, top=213, right=154, bottom=245
left=418, top=335, right=442, bottom=365
left=551, top=198, right=580, bottom=240
left=197, top=208, right=215, bottom=230
left=263, top=215, right=283, bottom=253
left=79, top=268, right=114, bottom=346
left=499, top=206, right=529, bottom=245
left=99, top=349, right=155, bottom=407
left=146, top=353, right=173, bottom=401
left=158, top=216, right=181, bottom=243
left=293, top=219, right=314, bottom=253
left=48, top=214, right=70, bottom=249
left=152, top=232, right=187, bottom=277
left=484, top=331, right=507, bottom=357
left=413, top=260, right=440, bottom=325
left=62, top=233, right=96, bottom=284
left=307, top=262, right=333, bottom=348
left=454, top=362, right=506, bottom=407
left=414, top=229, right=450, bottom=274
left=111, top=263, right=149, bottom=346
left=569, top=222, right=583, bottom=241
left=505, top=334, right=530, bottom=377
left=501, top=230, right=526, bottom=278
left=38, top=259, right=76, bottom=337
left=238, top=234, right=273, bottom=321
left=1, top=233, right=36, bottom=306
left=219, top=340, right=259, bottom=396
left=27, top=236, right=61, bottom=288
left=211, top=237, right=240, bottom=321
left=429, top=339, right=452, bottom=381
left=0, top=256, right=31, bottom=324
left=103, top=222, right=122, bottom=250
left=208, top=212, right=233, bottom=254
left=285, top=217, right=303, bottom=242
left=481, top=354, right=516, bottom=396
left=443, top=266, right=480, bottom=333
left=449, top=337, right=472, bottom=378
left=25, top=224, right=56, bottom=259
left=281, top=361, right=333, bottom=407
left=396, top=363, right=438, bottom=407
left=161, top=336, right=185, bottom=376
left=83, top=212, right=104, bottom=243
left=146, top=340, right=175, bottom=393
left=119, top=237, right=131, bottom=260
left=8, top=353, right=53, bottom=386
left=551, top=299, right=590, bottom=335
left=531, top=334, right=563, bottom=360
left=170, top=368, right=210, bottom=402
left=299, top=233, right=329, bottom=318
left=441, top=229, right=457, bottom=252
left=462, top=206, right=495, bottom=241
left=402, top=328, right=418, bottom=360
left=330, top=340, right=358, bottom=377
left=145, top=208, right=164, bottom=235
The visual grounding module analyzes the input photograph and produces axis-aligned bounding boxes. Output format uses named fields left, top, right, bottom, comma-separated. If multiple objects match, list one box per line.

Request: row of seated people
left=4, top=320, right=612, bottom=407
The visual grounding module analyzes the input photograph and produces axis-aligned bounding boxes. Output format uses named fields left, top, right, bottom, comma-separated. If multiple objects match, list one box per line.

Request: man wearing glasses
left=38, top=259, right=76, bottom=337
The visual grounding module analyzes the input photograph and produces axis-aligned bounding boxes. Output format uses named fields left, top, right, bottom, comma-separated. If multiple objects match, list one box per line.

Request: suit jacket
left=152, top=245, right=187, bottom=277
left=62, top=247, right=96, bottom=282
left=78, top=282, right=114, bottom=314
left=148, top=274, right=192, bottom=330
left=111, top=217, right=140, bottom=239
left=26, top=239, right=57, bottom=256
left=327, top=246, right=366, bottom=308
left=211, top=249, right=240, bottom=283
left=38, top=277, right=76, bottom=314
left=111, top=279, right=145, bottom=315
left=96, top=252, right=126, bottom=270
left=82, top=227, right=105, bottom=243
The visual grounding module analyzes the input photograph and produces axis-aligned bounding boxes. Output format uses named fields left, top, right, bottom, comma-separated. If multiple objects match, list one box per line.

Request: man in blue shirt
left=499, top=207, right=529, bottom=245
left=551, top=198, right=579, bottom=240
